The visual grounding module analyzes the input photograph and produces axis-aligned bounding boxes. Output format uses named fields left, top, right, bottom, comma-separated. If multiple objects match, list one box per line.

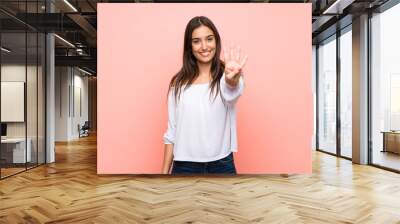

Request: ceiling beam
left=67, top=13, right=97, bottom=46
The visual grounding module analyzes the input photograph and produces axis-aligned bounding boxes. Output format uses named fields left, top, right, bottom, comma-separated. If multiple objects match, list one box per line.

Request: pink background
left=98, top=3, right=312, bottom=174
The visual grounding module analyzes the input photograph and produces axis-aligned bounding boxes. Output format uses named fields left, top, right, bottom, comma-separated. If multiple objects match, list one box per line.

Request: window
left=371, top=3, right=400, bottom=171
left=339, top=27, right=352, bottom=158
left=317, top=35, right=337, bottom=154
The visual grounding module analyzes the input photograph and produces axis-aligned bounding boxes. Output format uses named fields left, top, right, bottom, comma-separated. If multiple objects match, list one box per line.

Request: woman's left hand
left=223, top=45, right=248, bottom=87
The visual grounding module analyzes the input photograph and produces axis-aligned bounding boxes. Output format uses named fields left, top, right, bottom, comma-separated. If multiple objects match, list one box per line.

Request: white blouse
left=163, top=73, right=244, bottom=162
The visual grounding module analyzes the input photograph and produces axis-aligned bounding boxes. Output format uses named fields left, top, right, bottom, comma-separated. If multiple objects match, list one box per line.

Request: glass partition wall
left=339, top=26, right=352, bottom=159
left=316, top=26, right=353, bottom=159
left=316, top=0, right=400, bottom=172
left=317, top=35, right=337, bottom=155
left=370, top=3, right=400, bottom=171
left=0, top=1, right=46, bottom=179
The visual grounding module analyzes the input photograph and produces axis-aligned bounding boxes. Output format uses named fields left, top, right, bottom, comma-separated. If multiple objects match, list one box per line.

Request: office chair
left=79, top=121, right=90, bottom=138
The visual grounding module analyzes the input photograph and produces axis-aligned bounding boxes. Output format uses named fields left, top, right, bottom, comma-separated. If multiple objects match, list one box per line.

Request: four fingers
left=223, top=44, right=248, bottom=80
left=224, top=44, right=248, bottom=68
left=221, top=44, right=248, bottom=85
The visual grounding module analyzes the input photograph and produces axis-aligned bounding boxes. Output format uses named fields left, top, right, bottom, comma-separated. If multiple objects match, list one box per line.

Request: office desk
left=381, top=131, right=400, bottom=154
left=1, top=138, right=32, bottom=163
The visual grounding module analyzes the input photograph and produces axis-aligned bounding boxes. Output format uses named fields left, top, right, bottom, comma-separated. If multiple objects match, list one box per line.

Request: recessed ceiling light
left=63, top=0, right=78, bottom=12
left=1, top=47, right=11, bottom=53
left=54, top=34, right=75, bottom=48
left=322, top=0, right=355, bottom=15
left=78, top=67, right=93, bottom=76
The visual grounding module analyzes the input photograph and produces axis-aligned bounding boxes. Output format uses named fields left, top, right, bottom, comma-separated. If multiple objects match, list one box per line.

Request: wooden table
left=381, top=131, right=400, bottom=154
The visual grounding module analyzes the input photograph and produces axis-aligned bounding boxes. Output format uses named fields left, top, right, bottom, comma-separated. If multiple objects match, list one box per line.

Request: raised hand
left=223, top=45, right=248, bottom=87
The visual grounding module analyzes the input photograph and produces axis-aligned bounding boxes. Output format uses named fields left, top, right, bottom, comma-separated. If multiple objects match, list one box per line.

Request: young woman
left=162, top=16, right=248, bottom=175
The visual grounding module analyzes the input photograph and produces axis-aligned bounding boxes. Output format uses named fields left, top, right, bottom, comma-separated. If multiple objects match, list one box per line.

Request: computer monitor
left=1, top=123, right=7, bottom=137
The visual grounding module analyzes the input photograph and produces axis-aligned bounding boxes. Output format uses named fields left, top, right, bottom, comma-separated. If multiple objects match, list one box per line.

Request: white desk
left=1, top=138, right=32, bottom=163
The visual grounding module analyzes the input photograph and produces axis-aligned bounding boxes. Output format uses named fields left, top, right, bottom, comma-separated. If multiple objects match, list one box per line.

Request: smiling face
left=191, top=25, right=216, bottom=64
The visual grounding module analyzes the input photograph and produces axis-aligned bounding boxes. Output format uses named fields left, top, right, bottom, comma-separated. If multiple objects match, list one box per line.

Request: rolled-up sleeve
left=220, top=73, right=245, bottom=106
left=163, top=90, right=176, bottom=144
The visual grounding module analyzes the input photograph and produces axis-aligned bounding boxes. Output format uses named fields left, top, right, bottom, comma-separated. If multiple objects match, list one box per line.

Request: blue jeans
left=171, top=153, right=237, bottom=175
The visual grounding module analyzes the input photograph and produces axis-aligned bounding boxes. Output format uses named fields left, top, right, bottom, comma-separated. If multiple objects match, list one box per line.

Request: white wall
left=73, top=72, right=89, bottom=137
left=55, top=66, right=70, bottom=141
left=1, top=65, right=41, bottom=137
left=55, top=67, right=89, bottom=141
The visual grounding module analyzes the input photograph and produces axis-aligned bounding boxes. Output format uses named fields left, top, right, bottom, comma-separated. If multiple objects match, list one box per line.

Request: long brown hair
left=168, top=16, right=224, bottom=103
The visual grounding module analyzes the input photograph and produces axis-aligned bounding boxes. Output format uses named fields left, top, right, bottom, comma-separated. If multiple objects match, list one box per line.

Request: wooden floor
left=0, top=167, right=26, bottom=178
left=1, top=135, right=400, bottom=223
left=373, top=150, right=400, bottom=171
